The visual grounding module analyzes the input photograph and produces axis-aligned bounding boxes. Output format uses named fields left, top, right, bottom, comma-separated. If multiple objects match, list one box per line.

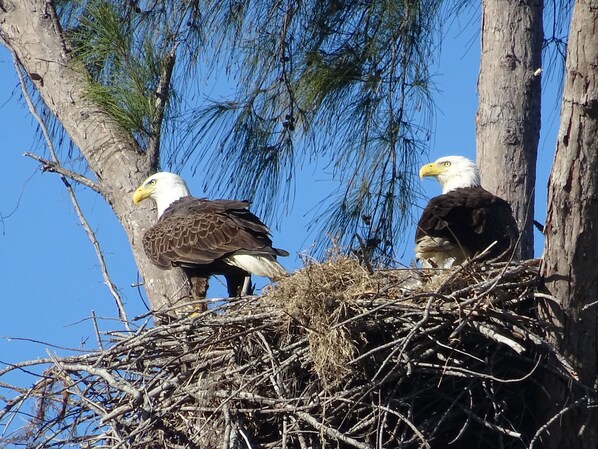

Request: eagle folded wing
left=143, top=197, right=283, bottom=269
left=416, top=187, right=517, bottom=266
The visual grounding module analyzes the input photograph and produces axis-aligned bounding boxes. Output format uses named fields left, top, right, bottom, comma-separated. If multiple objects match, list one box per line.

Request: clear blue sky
left=0, top=7, right=559, bottom=388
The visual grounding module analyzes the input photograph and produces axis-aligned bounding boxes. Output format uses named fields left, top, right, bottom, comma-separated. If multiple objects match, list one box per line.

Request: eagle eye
left=443, top=161, right=451, bottom=167
left=148, top=179, right=157, bottom=185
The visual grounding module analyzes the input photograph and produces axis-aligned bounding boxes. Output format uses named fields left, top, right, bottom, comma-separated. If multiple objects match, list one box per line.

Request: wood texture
left=540, top=0, right=598, bottom=447
left=0, top=0, right=190, bottom=315
left=476, top=0, right=543, bottom=259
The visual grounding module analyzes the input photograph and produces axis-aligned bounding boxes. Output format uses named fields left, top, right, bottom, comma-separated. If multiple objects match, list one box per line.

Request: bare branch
left=60, top=176, right=131, bottom=327
left=147, top=49, right=177, bottom=172
left=22, top=151, right=102, bottom=194
left=11, top=52, right=130, bottom=328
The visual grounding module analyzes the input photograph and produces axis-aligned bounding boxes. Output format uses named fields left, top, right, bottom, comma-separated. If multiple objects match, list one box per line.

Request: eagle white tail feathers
left=224, top=254, right=287, bottom=279
left=415, top=235, right=472, bottom=269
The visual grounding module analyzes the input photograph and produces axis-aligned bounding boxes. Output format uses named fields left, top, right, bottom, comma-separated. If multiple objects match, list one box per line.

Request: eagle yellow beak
left=133, top=184, right=152, bottom=204
left=419, top=162, right=444, bottom=179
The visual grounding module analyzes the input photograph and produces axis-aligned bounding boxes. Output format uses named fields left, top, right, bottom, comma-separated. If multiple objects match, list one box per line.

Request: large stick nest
left=0, top=257, right=578, bottom=448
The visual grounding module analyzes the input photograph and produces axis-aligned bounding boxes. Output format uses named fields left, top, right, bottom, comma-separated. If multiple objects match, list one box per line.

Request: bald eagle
left=415, top=156, right=518, bottom=268
left=133, top=172, right=288, bottom=306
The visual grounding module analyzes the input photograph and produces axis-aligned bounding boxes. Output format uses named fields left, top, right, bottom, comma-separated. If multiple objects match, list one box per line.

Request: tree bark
left=476, top=0, right=543, bottom=259
left=540, top=0, right=598, bottom=447
left=0, top=0, right=190, bottom=316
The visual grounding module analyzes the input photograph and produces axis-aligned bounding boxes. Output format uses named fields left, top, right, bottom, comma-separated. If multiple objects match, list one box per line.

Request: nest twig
left=0, top=257, right=586, bottom=448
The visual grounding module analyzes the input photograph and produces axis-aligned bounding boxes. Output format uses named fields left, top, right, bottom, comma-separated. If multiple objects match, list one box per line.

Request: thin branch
left=466, top=321, right=526, bottom=354
left=147, top=49, right=177, bottom=171
left=22, top=151, right=102, bottom=194
left=293, top=410, right=373, bottom=449
left=60, top=176, right=131, bottom=327
left=91, top=310, right=104, bottom=351
left=529, top=395, right=593, bottom=449
left=55, top=362, right=141, bottom=400
left=11, top=52, right=130, bottom=329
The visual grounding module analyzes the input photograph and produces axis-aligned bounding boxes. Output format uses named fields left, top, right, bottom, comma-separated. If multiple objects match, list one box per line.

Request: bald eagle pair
left=415, top=156, right=518, bottom=268
left=133, top=172, right=288, bottom=306
left=133, top=156, right=517, bottom=307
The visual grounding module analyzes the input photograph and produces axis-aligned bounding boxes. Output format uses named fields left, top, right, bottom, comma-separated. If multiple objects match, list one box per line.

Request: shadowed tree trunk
left=0, top=0, right=190, bottom=315
left=540, top=0, right=598, bottom=447
left=476, top=0, right=543, bottom=260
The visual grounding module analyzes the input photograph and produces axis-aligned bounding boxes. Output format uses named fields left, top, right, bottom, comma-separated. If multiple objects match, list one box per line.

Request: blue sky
left=0, top=7, right=560, bottom=390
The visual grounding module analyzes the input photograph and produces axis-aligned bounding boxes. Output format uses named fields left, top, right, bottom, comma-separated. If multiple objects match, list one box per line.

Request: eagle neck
left=156, top=189, right=191, bottom=218
left=441, top=175, right=480, bottom=194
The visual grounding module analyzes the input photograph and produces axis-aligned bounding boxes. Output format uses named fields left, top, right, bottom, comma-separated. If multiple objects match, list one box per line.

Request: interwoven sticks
left=0, top=258, right=581, bottom=448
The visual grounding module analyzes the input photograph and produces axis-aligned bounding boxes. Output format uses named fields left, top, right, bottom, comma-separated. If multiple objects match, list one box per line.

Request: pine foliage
left=55, top=0, right=453, bottom=262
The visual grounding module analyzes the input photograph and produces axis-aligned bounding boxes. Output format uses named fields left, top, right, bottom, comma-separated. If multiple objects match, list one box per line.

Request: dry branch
left=0, top=257, right=593, bottom=448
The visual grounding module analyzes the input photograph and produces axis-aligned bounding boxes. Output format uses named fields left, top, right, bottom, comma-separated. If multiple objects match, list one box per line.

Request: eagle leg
left=225, top=269, right=253, bottom=297
left=189, top=276, right=209, bottom=312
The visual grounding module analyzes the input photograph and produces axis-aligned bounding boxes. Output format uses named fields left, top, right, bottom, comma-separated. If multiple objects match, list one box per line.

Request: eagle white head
left=419, top=156, right=480, bottom=194
left=133, top=172, right=191, bottom=217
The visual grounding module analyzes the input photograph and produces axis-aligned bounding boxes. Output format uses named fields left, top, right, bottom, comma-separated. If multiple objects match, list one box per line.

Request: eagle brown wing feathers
left=416, top=187, right=518, bottom=263
left=143, top=197, right=287, bottom=269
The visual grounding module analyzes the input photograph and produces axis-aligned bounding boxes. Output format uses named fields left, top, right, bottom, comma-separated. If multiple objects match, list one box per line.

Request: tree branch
left=60, top=176, right=131, bottom=328
left=1, top=0, right=193, bottom=312
left=12, top=52, right=131, bottom=329
left=147, top=49, right=177, bottom=172
left=22, top=151, right=102, bottom=194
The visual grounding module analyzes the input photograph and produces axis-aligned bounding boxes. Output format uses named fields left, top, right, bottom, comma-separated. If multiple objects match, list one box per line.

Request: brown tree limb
left=12, top=52, right=131, bottom=327
left=22, top=152, right=102, bottom=193
left=147, top=49, right=177, bottom=172
left=0, top=0, right=191, bottom=313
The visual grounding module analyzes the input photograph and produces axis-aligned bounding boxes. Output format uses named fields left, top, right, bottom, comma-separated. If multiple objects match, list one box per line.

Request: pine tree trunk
left=540, top=0, right=598, bottom=447
left=476, top=0, right=543, bottom=259
left=0, top=0, right=190, bottom=316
